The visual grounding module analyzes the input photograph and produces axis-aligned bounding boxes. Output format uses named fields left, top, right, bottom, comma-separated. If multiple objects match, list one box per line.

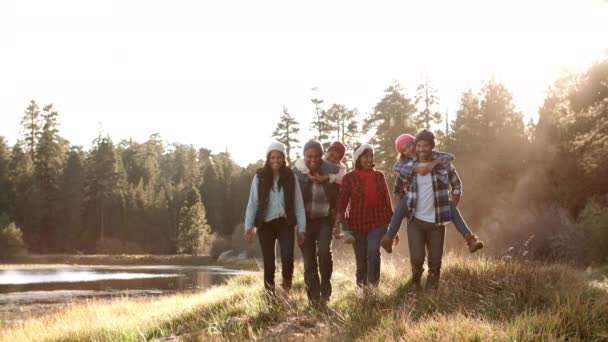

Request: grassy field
left=2, top=254, right=608, bottom=341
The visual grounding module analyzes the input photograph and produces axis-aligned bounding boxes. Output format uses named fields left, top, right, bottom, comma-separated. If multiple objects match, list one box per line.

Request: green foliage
left=20, top=99, right=41, bottom=159
left=0, top=137, right=10, bottom=217
left=0, top=222, right=28, bottom=259
left=272, top=106, right=300, bottom=164
left=31, top=103, right=68, bottom=252
left=414, top=78, right=442, bottom=130
left=324, top=103, right=360, bottom=166
left=448, top=79, right=530, bottom=226
left=577, top=197, right=608, bottom=264
left=535, top=58, right=608, bottom=214
left=177, top=187, right=211, bottom=255
left=363, top=81, right=417, bottom=170
left=309, top=87, right=332, bottom=143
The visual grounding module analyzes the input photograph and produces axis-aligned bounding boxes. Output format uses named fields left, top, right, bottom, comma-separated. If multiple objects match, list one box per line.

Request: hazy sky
left=1, top=0, right=606, bottom=165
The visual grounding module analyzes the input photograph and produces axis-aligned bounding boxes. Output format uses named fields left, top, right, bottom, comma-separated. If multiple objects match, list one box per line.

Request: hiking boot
left=281, top=280, right=292, bottom=293
left=411, top=268, right=423, bottom=292
left=464, top=233, right=484, bottom=253
left=381, top=234, right=393, bottom=253
left=343, top=231, right=355, bottom=245
left=425, top=271, right=440, bottom=291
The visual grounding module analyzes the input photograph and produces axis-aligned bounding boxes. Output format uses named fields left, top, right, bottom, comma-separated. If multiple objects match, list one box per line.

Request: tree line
left=1, top=57, right=607, bottom=263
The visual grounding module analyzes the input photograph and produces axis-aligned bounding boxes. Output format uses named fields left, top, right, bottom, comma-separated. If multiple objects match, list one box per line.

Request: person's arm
left=393, top=174, right=406, bottom=195
left=293, top=178, right=307, bottom=233
left=244, top=175, right=259, bottom=243
left=422, top=150, right=455, bottom=173
left=294, top=158, right=310, bottom=174
left=335, top=174, right=352, bottom=225
left=413, top=152, right=451, bottom=174
left=432, top=150, right=455, bottom=164
left=393, top=158, right=416, bottom=180
left=329, top=164, right=347, bottom=184
left=448, top=163, right=463, bottom=206
left=244, top=175, right=258, bottom=231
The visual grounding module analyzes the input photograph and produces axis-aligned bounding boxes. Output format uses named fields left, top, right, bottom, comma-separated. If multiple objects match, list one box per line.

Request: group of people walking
left=244, top=129, right=484, bottom=305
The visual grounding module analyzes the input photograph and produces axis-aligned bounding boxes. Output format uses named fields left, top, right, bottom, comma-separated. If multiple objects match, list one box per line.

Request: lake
left=0, top=265, right=248, bottom=325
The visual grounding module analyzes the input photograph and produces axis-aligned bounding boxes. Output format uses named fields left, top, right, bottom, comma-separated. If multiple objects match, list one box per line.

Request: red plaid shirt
left=337, top=170, right=393, bottom=232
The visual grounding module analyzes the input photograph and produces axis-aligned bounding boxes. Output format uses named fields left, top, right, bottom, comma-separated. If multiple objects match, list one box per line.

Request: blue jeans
left=352, top=224, right=387, bottom=287
left=386, top=197, right=472, bottom=238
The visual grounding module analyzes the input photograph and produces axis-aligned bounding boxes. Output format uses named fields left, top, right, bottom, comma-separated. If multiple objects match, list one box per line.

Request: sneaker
left=380, top=234, right=393, bottom=253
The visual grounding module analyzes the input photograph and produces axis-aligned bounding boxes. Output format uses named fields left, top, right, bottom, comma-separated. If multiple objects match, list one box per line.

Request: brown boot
left=411, top=268, right=423, bottom=292
left=464, top=233, right=484, bottom=253
left=381, top=234, right=393, bottom=253
left=425, top=271, right=440, bottom=291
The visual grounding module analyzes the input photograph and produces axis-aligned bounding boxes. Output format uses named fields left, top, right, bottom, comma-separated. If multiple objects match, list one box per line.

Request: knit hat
left=415, top=129, right=435, bottom=148
left=303, top=139, right=324, bottom=156
left=266, top=140, right=286, bottom=157
left=327, top=141, right=346, bottom=161
left=353, top=143, right=373, bottom=165
left=394, top=134, right=416, bottom=154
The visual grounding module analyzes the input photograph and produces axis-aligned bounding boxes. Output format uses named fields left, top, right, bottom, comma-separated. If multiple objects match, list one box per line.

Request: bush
left=482, top=205, right=590, bottom=265
left=577, top=197, right=608, bottom=264
left=0, top=222, right=28, bottom=259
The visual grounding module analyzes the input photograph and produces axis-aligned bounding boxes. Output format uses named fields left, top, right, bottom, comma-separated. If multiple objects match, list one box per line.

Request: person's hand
left=306, top=173, right=316, bottom=182
left=315, top=175, right=330, bottom=183
left=452, top=195, right=460, bottom=207
left=333, top=224, right=344, bottom=239
left=244, top=228, right=256, bottom=243
left=394, top=192, right=405, bottom=202
left=394, top=233, right=400, bottom=246
left=414, top=166, right=430, bottom=175
left=297, top=232, right=306, bottom=246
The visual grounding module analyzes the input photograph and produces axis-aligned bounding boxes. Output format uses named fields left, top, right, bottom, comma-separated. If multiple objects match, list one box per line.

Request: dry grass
left=2, top=254, right=608, bottom=341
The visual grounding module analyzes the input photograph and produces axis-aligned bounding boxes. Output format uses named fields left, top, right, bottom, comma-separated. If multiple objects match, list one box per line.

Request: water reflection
left=0, top=266, right=245, bottom=304
left=0, top=269, right=179, bottom=285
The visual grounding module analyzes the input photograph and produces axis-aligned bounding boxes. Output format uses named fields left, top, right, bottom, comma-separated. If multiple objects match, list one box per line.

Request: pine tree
left=363, top=82, right=417, bottom=170
left=177, top=186, right=211, bottom=255
left=325, top=104, right=359, bottom=166
left=414, top=78, right=442, bottom=130
left=310, top=87, right=330, bottom=142
left=60, top=147, right=85, bottom=252
left=83, top=135, right=122, bottom=248
left=0, top=137, right=10, bottom=218
left=20, top=100, right=42, bottom=160
left=272, top=106, right=300, bottom=164
left=33, top=104, right=67, bottom=252
left=8, top=142, right=33, bottom=244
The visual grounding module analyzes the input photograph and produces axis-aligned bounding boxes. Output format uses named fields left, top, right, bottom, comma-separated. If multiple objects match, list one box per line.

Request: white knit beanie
left=266, top=140, right=286, bottom=157
left=353, top=143, right=373, bottom=165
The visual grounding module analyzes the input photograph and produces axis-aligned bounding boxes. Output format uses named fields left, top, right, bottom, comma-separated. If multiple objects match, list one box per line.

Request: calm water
left=0, top=265, right=246, bottom=305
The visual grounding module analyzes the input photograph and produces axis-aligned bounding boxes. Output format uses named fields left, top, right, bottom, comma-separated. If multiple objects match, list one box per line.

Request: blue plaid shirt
left=393, top=151, right=455, bottom=194
left=402, top=158, right=462, bottom=225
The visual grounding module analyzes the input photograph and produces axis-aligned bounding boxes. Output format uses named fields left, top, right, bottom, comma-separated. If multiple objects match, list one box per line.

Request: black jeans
left=352, top=224, right=387, bottom=287
left=257, top=218, right=295, bottom=292
left=407, top=217, right=446, bottom=281
left=300, top=216, right=333, bottom=303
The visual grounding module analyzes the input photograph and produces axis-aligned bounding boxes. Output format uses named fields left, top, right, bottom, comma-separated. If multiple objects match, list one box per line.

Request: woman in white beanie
left=335, top=143, right=393, bottom=287
left=244, top=141, right=306, bottom=298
